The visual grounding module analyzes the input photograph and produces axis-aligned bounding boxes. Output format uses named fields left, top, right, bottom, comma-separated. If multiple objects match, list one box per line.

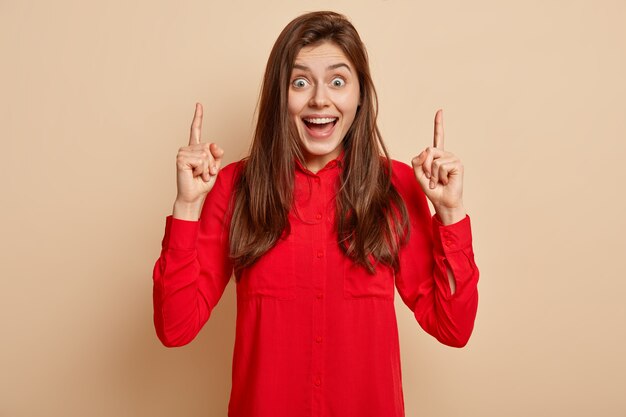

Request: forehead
left=293, top=41, right=354, bottom=69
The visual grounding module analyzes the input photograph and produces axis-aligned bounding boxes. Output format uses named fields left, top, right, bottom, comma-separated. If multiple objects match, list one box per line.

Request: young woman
left=153, top=11, right=479, bottom=417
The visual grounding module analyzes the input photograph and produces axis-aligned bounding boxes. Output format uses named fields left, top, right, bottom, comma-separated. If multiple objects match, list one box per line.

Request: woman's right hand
left=174, top=103, right=224, bottom=211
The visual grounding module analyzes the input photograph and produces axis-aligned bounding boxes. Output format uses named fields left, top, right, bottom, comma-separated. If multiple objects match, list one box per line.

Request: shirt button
left=316, top=292, right=323, bottom=299
left=314, top=377, right=321, bottom=386
left=316, top=335, right=323, bottom=343
left=445, top=240, right=453, bottom=246
left=315, top=213, right=322, bottom=220
left=314, top=177, right=321, bottom=184
left=316, top=250, right=324, bottom=258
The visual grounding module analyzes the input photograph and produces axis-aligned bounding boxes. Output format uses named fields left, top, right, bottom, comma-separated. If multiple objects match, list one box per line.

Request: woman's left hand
left=411, top=109, right=466, bottom=222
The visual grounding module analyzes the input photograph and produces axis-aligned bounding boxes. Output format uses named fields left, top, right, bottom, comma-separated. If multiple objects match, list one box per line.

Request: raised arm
left=152, top=103, right=237, bottom=347
left=393, top=109, right=479, bottom=347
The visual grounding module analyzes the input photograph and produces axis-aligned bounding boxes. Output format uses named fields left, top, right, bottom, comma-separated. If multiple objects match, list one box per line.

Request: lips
left=302, top=116, right=338, bottom=139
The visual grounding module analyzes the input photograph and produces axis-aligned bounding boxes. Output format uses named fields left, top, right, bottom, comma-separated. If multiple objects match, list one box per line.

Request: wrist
left=435, top=205, right=466, bottom=225
left=172, top=199, right=204, bottom=221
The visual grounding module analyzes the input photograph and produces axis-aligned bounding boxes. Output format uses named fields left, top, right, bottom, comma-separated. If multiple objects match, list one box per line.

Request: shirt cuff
left=162, top=215, right=200, bottom=250
left=432, top=213, right=473, bottom=254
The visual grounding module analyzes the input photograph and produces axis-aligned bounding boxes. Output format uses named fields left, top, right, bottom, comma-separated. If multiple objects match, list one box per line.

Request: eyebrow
left=293, top=63, right=352, bottom=73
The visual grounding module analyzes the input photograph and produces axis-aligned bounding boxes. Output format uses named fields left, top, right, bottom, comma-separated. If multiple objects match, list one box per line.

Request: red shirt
left=152, top=152, right=479, bottom=417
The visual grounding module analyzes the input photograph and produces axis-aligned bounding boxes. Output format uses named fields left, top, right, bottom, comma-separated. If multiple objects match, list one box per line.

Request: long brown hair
left=229, top=11, right=409, bottom=276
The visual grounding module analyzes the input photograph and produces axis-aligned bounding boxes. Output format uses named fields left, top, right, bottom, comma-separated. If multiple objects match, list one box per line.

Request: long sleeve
left=152, top=162, right=240, bottom=347
left=392, top=160, right=479, bottom=348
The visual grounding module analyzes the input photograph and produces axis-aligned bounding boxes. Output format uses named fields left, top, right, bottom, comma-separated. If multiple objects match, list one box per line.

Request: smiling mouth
left=302, top=117, right=338, bottom=132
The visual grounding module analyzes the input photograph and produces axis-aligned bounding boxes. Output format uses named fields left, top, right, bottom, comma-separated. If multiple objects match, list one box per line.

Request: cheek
left=336, top=90, right=360, bottom=116
left=287, top=91, right=306, bottom=117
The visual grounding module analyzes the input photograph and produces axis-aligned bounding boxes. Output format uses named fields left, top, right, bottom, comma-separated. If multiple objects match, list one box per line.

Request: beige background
left=1, top=0, right=625, bottom=416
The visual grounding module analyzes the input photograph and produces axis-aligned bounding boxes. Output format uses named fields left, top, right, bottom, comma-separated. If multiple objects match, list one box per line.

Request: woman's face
left=288, top=41, right=360, bottom=173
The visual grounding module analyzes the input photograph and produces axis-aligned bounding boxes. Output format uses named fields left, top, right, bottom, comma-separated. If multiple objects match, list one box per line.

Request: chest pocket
left=236, top=235, right=296, bottom=301
left=343, top=257, right=395, bottom=300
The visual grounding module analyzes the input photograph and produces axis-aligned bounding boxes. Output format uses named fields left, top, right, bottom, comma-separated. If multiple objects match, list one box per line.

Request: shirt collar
left=295, top=148, right=345, bottom=175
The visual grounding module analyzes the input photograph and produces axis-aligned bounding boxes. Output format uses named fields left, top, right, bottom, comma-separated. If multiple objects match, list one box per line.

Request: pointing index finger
left=433, top=108, right=444, bottom=150
left=189, top=102, right=203, bottom=146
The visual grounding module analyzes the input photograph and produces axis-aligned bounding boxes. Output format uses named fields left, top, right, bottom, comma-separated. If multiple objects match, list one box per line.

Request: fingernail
left=429, top=180, right=435, bottom=189
left=425, top=172, right=430, bottom=179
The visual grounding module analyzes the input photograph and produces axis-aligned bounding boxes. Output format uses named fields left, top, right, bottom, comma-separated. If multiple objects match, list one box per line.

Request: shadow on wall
left=121, top=92, right=252, bottom=415
left=125, top=279, right=237, bottom=415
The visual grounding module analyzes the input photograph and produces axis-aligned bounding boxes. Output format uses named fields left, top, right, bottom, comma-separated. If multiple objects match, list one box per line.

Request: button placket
left=312, top=175, right=323, bottom=225
left=310, top=172, right=326, bottom=413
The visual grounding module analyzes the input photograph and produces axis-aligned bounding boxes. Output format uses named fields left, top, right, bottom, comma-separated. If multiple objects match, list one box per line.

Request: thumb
left=211, top=143, right=225, bottom=161
left=411, top=154, right=430, bottom=190
left=210, top=143, right=225, bottom=174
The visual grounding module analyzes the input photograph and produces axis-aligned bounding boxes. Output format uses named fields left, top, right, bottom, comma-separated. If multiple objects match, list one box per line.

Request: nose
left=308, top=85, right=330, bottom=108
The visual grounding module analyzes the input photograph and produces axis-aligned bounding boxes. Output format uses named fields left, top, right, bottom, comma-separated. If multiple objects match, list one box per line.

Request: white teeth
left=303, top=117, right=337, bottom=124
